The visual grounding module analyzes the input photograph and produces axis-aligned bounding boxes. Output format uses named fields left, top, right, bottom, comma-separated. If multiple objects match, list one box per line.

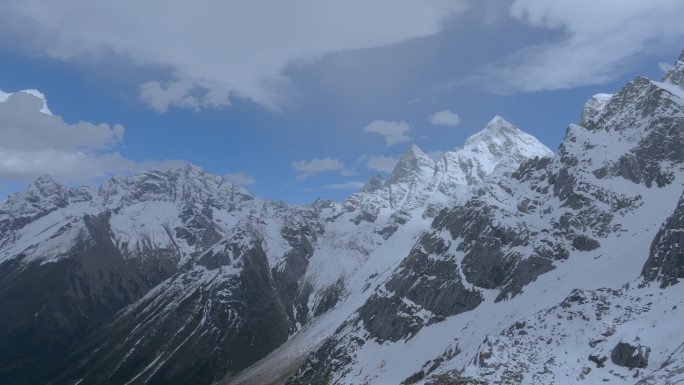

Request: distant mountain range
left=1, top=49, right=684, bottom=385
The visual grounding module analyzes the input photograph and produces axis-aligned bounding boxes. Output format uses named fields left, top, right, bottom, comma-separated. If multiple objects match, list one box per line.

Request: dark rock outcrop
left=611, top=341, right=650, bottom=369
left=642, top=190, right=684, bottom=288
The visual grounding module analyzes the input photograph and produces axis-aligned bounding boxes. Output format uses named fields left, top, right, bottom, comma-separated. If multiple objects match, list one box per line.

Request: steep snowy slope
left=298, top=118, right=552, bottom=320
left=279, top=50, right=684, bottom=384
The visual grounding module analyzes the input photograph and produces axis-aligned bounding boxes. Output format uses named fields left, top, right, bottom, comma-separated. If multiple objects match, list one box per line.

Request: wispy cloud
left=477, top=0, right=684, bottom=93
left=323, top=181, right=365, bottom=190
left=659, top=62, right=674, bottom=74
left=224, top=172, right=256, bottom=185
left=292, top=157, right=355, bottom=180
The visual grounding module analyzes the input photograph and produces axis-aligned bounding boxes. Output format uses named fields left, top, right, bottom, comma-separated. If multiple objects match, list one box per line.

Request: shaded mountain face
left=5, top=50, right=684, bottom=385
left=0, top=165, right=262, bottom=384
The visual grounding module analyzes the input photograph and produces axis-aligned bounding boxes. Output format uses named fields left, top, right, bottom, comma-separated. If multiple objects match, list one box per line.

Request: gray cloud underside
left=0, top=91, right=184, bottom=183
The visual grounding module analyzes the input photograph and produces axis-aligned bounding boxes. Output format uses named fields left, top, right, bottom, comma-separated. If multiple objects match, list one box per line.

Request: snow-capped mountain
left=0, top=113, right=550, bottom=384
left=274, top=49, right=684, bottom=385
left=2, top=50, right=684, bottom=385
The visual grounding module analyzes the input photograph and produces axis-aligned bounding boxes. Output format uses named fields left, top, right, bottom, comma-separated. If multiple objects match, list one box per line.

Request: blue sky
left=0, top=0, right=682, bottom=204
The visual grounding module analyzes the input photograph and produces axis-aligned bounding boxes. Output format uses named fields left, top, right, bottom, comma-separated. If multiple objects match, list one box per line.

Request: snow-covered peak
left=456, top=116, right=553, bottom=174
left=661, top=49, right=684, bottom=89
left=386, top=144, right=436, bottom=186
left=97, top=163, right=255, bottom=209
left=580, top=93, right=613, bottom=128
left=0, top=174, right=72, bottom=218
left=32, top=174, right=63, bottom=191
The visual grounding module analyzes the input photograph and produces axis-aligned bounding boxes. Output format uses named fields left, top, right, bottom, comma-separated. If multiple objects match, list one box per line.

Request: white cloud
left=0, top=89, right=184, bottom=183
left=0, top=1, right=468, bottom=113
left=292, top=157, right=355, bottom=180
left=224, top=172, right=256, bottom=185
left=323, top=181, right=365, bottom=190
left=479, top=0, right=684, bottom=93
left=427, top=110, right=461, bottom=126
left=358, top=154, right=399, bottom=173
left=364, top=120, right=412, bottom=146
left=659, top=62, right=674, bottom=74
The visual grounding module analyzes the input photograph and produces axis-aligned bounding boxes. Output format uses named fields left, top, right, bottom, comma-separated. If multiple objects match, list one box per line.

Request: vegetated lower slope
left=259, top=50, right=684, bottom=384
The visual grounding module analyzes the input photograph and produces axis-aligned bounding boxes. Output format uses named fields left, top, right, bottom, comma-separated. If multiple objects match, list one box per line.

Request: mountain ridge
left=2, top=49, right=684, bottom=385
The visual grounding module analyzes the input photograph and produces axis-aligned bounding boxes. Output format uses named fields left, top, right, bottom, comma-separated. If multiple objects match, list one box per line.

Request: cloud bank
left=0, top=0, right=468, bottom=113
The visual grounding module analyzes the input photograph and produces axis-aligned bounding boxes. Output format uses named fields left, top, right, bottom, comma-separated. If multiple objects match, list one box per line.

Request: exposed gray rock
left=284, top=332, right=356, bottom=385
left=0, top=175, right=77, bottom=236
left=580, top=74, right=684, bottom=188
left=579, top=93, right=613, bottom=128
left=611, top=341, right=650, bottom=369
left=386, top=145, right=436, bottom=187
left=661, top=50, right=684, bottom=89
left=358, top=293, right=427, bottom=342
left=642, top=190, right=684, bottom=288
left=572, top=234, right=601, bottom=251
left=311, top=197, right=333, bottom=211
left=345, top=231, right=482, bottom=343
left=360, top=174, right=385, bottom=194
left=312, top=277, right=346, bottom=317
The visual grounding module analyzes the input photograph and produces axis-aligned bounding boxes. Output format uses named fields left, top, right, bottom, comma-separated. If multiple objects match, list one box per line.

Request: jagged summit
left=661, top=49, right=684, bottom=88
left=386, top=144, right=435, bottom=186
left=0, top=173, right=73, bottom=217
left=482, top=115, right=514, bottom=131
left=335, top=116, right=552, bottom=226
left=97, top=162, right=255, bottom=208
left=31, top=173, right=63, bottom=191
left=462, top=116, right=553, bottom=160
left=436, top=117, right=553, bottom=187
left=359, top=174, right=385, bottom=194
left=580, top=93, right=613, bottom=127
